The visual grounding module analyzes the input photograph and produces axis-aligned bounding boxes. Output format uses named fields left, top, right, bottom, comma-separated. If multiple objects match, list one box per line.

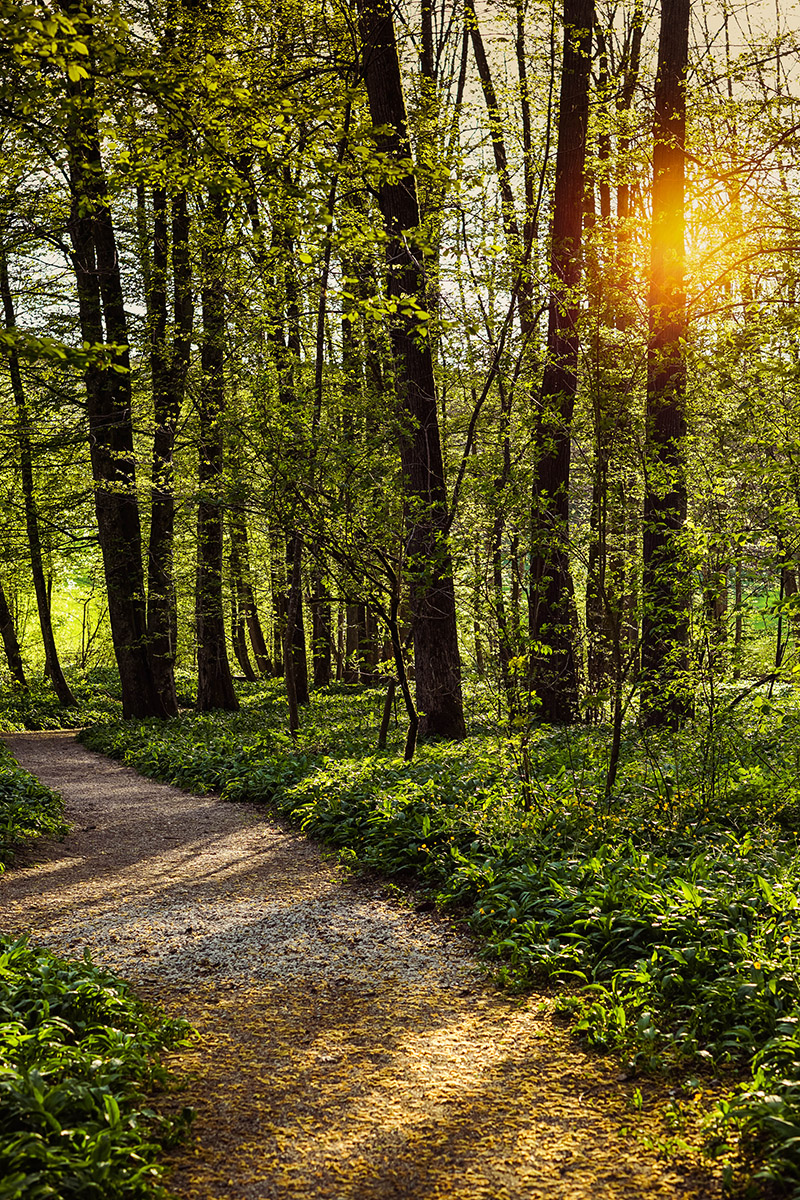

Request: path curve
left=1, top=732, right=716, bottom=1200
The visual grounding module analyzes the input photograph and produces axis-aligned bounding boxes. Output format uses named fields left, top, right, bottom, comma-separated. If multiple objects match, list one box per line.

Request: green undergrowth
left=0, top=670, right=124, bottom=731
left=81, top=679, right=800, bottom=1193
left=0, top=935, right=192, bottom=1200
left=0, top=743, right=65, bottom=868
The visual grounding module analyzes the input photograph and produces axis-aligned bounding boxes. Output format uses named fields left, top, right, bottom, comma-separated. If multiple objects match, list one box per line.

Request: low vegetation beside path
left=0, top=936, right=191, bottom=1200
left=82, top=678, right=800, bottom=1195
left=0, top=733, right=192, bottom=1200
left=0, top=741, right=65, bottom=869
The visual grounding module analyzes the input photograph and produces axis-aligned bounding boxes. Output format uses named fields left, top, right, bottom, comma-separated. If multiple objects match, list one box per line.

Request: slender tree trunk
left=344, top=601, right=360, bottom=683
left=229, top=509, right=271, bottom=675
left=0, top=578, right=26, bottom=687
left=229, top=535, right=258, bottom=681
left=284, top=532, right=303, bottom=736
left=196, top=191, right=238, bottom=712
left=358, top=0, right=465, bottom=740
left=62, top=40, right=167, bottom=717
left=641, top=0, right=692, bottom=727
left=528, top=0, right=594, bottom=723
left=310, top=567, right=332, bottom=686
left=145, top=184, right=192, bottom=715
left=335, top=601, right=345, bottom=680
left=271, top=532, right=285, bottom=676
left=285, top=538, right=309, bottom=706
left=472, top=540, right=485, bottom=675
left=0, top=252, right=75, bottom=705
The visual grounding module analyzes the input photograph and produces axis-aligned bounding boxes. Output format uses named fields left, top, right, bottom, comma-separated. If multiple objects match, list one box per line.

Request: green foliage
left=0, top=936, right=191, bottom=1200
left=80, top=680, right=800, bottom=1191
left=0, top=671, right=124, bottom=732
left=0, top=742, right=64, bottom=867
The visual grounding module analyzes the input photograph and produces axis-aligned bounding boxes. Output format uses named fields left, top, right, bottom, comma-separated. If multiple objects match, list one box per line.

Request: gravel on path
left=0, top=731, right=719, bottom=1200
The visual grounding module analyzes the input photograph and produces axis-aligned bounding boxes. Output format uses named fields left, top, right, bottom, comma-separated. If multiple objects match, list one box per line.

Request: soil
left=0, top=731, right=721, bottom=1199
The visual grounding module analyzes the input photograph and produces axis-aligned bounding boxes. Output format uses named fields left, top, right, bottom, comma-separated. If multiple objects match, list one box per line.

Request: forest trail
left=1, top=732, right=717, bottom=1200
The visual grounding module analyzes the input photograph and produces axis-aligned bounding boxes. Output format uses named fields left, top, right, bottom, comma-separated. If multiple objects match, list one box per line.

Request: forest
left=1, top=0, right=800, bottom=1194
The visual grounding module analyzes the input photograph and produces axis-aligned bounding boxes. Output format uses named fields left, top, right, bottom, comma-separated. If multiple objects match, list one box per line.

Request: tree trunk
left=285, top=538, right=309, bottom=706
left=62, top=45, right=166, bottom=717
left=284, top=532, right=303, bottom=736
left=0, top=577, right=26, bottom=687
left=145, top=184, right=192, bottom=715
left=640, top=0, right=692, bottom=727
left=230, top=509, right=271, bottom=675
left=528, top=0, right=593, bottom=724
left=196, top=191, right=238, bottom=712
left=358, top=0, right=465, bottom=740
left=271, top=532, right=285, bottom=676
left=0, top=251, right=75, bottom=705
left=229, top=541, right=258, bottom=682
left=311, top=566, right=332, bottom=687
left=344, top=601, right=361, bottom=683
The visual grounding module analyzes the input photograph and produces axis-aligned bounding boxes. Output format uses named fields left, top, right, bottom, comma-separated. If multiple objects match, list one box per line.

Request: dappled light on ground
left=1, top=732, right=717, bottom=1199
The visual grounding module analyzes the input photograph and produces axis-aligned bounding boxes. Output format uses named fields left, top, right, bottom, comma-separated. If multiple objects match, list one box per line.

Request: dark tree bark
left=281, top=537, right=309, bottom=707
left=62, top=37, right=168, bottom=718
left=270, top=531, right=285, bottom=677
left=0, top=577, right=26, bottom=687
left=0, top=251, right=74, bottom=705
left=528, top=0, right=594, bottom=723
left=310, top=566, right=332, bottom=687
left=335, top=601, right=345, bottom=680
left=344, top=601, right=361, bottom=683
left=292, top=583, right=310, bottom=706
left=196, top=191, right=238, bottom=712
left=258, top=193, right=310, bottom=711
left=358, top=0, right=465, bottom=740
left=228, top=523, right=259, bottom=682
left=229, top=550, right=258, bottom=681
left=490, top=383, right=518, bottom=722
left=584, top=12, right=643, bottom=712
left=229, top=508, right=271, bottom=676
left=284, top=532, right=303, bottom=737
left=144, top=183, right=192, bottom=715
left=640, top=0, right=692, bottom=727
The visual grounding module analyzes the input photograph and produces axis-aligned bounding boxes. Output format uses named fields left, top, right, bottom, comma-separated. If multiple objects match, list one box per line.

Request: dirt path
left=1, top=732, right=718, bottom=1200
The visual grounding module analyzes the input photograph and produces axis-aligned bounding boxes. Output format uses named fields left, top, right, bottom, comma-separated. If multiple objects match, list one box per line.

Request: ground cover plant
left=0, top=743, right=65, bottom=869
left=78, top=676, right=800, bottom=1194
left=0, top=670, right=125, bottom=732
left=0, top=935, right=191, bottom=1200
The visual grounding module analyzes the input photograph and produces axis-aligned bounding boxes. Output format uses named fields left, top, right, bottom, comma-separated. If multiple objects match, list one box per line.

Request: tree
left=640, top=0, right=691, bottom=727
left=0, top=247, right=76, bottom=705
left=195, top=188, right=239, bottom=712
left=358, top=0, right=465, bottom=740
left=61, top=4, right=172, bottom=718
left=528, top=0, right=594, bottom=724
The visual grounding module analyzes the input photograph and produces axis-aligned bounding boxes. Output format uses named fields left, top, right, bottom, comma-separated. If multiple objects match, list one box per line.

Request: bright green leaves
left=0, top=743, right=64, bottom=868
left=0, top=936, right=191, bottom=1200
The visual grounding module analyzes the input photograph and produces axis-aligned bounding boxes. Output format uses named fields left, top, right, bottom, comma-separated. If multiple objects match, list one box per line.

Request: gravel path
left=0, top=732, right=719, bottom=1200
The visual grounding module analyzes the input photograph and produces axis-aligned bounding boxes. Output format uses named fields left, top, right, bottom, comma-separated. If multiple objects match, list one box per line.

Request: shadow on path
left=1, top=732, right=718, bottom=1200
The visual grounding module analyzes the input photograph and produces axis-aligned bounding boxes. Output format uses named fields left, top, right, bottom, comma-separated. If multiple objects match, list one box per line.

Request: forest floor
left=0, top=731, right=721, bottom=1200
